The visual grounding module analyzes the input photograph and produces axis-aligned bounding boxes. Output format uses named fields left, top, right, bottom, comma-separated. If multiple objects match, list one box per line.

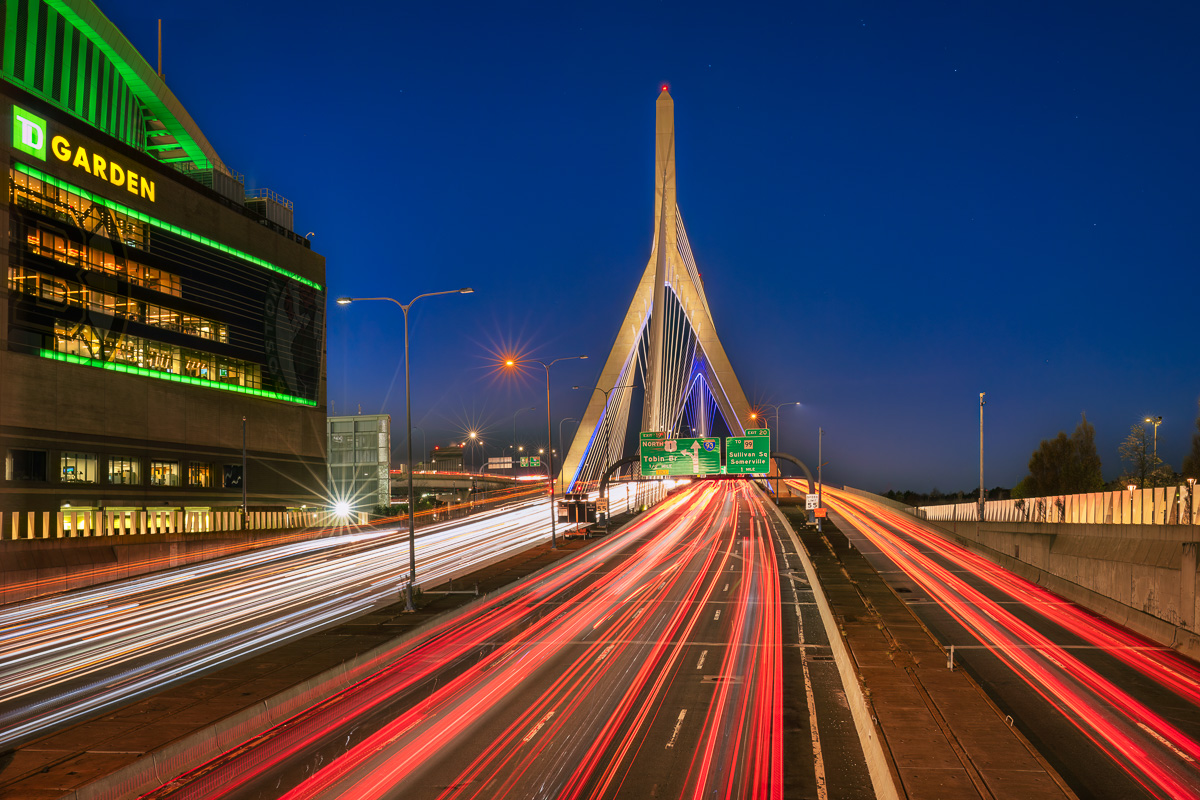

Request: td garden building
left=0, top=0, right=326, bottom=532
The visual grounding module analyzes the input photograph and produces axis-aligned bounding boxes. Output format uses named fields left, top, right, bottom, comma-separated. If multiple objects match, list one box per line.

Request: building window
left=150, top=460, right=180, bottom=486
left=50, top=323, right=262, bottom=389
left=6, top=449, right=48, bottom=481
left=222, top=464, right=244, bottom=489
left=188, top=462, right=213, bottom=488
left=60, top=452, right=98, bottom=483
left=108, top=456, right=141, bottom=485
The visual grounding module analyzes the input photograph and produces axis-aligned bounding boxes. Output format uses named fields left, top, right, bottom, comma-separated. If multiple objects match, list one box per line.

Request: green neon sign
left=40, top=349, right=317, bottom=406
left=13, top=106, right=46, bottom=160
left=13, top=162, right=323, bottom=291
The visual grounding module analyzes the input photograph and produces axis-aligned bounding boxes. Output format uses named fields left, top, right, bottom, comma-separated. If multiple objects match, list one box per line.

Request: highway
left=806, top=484, right=1200, bottom=800
left=137, top=480, right=784, bottom=799
left=0, top=486, right=644, bottom=751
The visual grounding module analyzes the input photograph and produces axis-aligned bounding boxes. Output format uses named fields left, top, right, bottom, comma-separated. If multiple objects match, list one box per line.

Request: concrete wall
left=838, top=485, right=1200, bottom=659
left=913, top=516, right=1200, bottom=659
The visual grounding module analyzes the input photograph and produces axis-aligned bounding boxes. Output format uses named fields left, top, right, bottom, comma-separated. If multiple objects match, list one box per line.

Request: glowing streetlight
left=336, top=287, right=474, bottom=611
left=504, top=354, right=588, bottom=548
left=754, top=401, right=802, bottom=499
left=1145, top=416, right=1163, bottom=460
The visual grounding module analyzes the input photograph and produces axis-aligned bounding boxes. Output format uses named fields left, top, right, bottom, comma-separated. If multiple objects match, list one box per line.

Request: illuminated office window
left=150, top=460, right=180, bottom=487
left=108, top=456, right=141, bottom=485
left=187, top=462, right=213, bottom=488
left=60, top=452, right=98, bottom=483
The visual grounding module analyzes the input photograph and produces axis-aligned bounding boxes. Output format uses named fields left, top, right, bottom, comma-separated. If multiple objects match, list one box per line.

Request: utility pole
left=979, top=393, right=986, bottom=522
left=817, top=427, right=824, bottom=532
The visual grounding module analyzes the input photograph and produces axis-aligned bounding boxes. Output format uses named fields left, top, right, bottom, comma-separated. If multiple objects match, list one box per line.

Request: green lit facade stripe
left=43, top=7, right=57, bottom=101
left=14, top=162, right=324, bottom=291
left=4, top=0, right=146, bottom=153
left=23, top=0, right=39, bottom=88
left=44, top=0, right=209, bottom=170
left=3, top=1, right=17, bottom=76
left=40, top=349, right=317, bottom=406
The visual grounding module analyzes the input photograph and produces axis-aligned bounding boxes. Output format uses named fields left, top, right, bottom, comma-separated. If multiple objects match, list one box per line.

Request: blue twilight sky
left=98, top=0, right=1198, bottom=493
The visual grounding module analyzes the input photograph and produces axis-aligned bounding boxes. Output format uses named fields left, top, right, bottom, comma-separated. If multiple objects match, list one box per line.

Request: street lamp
left=558, top=418, right=578, bottom=492
left=505, top=355, right=588, bottom=548
left=575, top=383, right=637, bottom=522
left=1145, top=416, right=1163, bottom=460
left=467, top=430, right=479, bottom=473
left=753, top=401, right=801, bottom=499
left=1188, top=477, right=1197, bottom=525
left=336, top=287, right=474, bottom=612
left=979, top=392, right=986, bottom=523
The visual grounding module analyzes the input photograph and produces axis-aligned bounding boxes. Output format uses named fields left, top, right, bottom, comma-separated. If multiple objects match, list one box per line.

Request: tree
left=1022, top=413, right=1105, bottom=495
left=1068, top=412, right=1104, bottom=491
left=1119, top=423, right=1166, bottom=488
left=1183, top=399, right=1200, bottom=480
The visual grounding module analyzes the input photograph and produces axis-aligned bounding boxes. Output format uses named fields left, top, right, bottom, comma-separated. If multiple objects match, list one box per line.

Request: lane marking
left=1138, top=722, right=1195, bottom=762
left=696, top=649, right=707, bottom=670
left=723, top=583, right=729, bottom=592
left=666, top=708, right=688, bottom=749
left=595, top=643, right=616, bottom=663
left=713, top=609, right=721, bottom=621
left=777, top=520, right=829, bottom=799
left=523, top=710, right=556, bottom=743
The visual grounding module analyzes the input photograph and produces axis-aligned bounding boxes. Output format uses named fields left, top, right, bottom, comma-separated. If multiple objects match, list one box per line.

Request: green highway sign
left=725, top=428, right=771, bottom=474
left=530, top=457, right=541, bottom=467
left=640, top=431, right=721, bottom=477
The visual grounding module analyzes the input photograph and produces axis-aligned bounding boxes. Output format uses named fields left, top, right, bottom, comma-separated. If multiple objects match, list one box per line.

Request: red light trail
left=141, top=481, right=784, bottom=799
left=801, top=483, right=1200, bottom=800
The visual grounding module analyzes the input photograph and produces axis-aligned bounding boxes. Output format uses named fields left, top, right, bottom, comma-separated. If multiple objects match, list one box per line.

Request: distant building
left=327, top=415, right=390, bottom=510
left=1, top=0, right=326, bottom=533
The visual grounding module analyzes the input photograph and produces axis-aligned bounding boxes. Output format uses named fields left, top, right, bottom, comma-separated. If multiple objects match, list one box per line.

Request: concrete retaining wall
left=915, top=517, right=1200, bottom=660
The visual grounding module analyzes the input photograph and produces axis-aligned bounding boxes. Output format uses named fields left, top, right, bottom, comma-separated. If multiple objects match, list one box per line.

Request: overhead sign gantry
left=639, top=429, right=771, bottom=477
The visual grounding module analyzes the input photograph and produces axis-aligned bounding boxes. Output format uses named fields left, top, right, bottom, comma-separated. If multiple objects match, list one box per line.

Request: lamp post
left=1145, top=416, right=1163, bottom=460
left=467, top=430, right=479, bottom=473
left=979, top=392, right=986, bottom=522
left=817, top=427, right=824, bottom=531
left=336, top=287, right=473, bottom=612
left=752, top=401, right=801, bottom=498
left=1188, top=477, right=1197, bottom=525
left=558, top=418, right=578, bottom=492
left=240, top=416, right=248, bottom=529
left=506, top=355, right=588, bottom=548
left=574, top=383, right=636, bottom=507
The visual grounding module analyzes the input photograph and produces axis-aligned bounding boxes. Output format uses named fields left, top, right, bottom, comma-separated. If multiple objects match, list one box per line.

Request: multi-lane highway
left=135, top=480, right=784, bottom=799
left=809, top=484, right=1200, bottom=800
left=0, top=488, right=651, bottom=750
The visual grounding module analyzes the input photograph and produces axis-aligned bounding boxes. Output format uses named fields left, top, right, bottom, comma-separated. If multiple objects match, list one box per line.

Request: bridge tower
left=561, top=88, right=756, bottom=491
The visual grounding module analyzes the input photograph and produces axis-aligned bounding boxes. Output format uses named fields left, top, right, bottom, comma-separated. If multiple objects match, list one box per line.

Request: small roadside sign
left=814, top=508, right=827, bottom=518
left=805, top=493, right=819, bottom=510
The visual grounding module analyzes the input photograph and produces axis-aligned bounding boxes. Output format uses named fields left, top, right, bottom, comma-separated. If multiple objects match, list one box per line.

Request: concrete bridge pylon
left=563, top=88, right=756, bottom=491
